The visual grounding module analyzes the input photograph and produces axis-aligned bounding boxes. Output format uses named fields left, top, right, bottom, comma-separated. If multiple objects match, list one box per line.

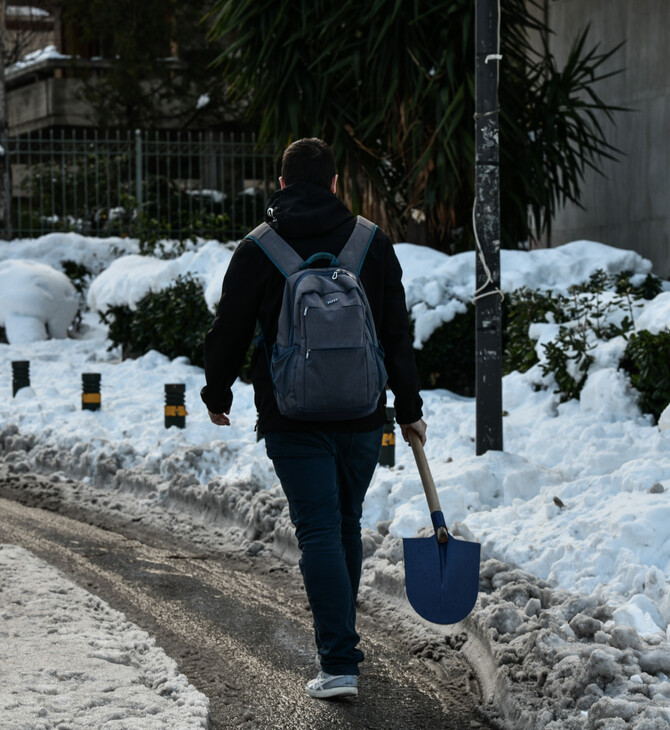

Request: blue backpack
left=246, top=216, right=387, bottom=421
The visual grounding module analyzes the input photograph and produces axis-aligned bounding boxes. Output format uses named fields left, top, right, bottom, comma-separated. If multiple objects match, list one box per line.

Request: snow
left=660, top=405, right=670, bottom=432
left=6, top=45, right=69, bottom=76
left=186, top=189, right=227, bottom=204
left=0, top=259, right=78, bottom=343
left=7, top=6, right=51, bottom=18
left=1, top=232, right=670, bottom=727
left=0, top=232, right=139, bottom=274
left=87, top=240, right=236, bottom=313
left=394, top=240, right=652, bottom=348
left=637, top=292, right=670, bottom=334
left=0, top=545, right=209, bottom=729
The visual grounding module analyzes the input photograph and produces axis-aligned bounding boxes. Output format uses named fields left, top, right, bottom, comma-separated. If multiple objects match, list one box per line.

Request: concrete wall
left=546, top=0, right=670, bottom=278
left=8, top=78, right=93, bottom=135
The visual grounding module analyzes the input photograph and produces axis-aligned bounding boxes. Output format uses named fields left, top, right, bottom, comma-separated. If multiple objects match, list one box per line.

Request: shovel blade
left=403, top=534, right=481, bottom=624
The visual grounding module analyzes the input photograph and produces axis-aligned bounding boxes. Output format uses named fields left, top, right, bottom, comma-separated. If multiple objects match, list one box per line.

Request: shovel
left=402, top=431, right=481, bottom=624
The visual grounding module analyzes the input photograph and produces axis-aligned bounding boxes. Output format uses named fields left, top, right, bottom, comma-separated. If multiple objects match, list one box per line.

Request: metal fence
left=6, top=129, right=279, bottom=243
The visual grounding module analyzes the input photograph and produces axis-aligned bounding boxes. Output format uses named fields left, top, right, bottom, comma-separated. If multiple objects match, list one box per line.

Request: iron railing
left=6, top=129, right=279, bottom=242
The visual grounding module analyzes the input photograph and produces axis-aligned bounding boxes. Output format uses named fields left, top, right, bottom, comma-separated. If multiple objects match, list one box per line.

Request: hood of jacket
left=264, top=181, right=353, bottom=239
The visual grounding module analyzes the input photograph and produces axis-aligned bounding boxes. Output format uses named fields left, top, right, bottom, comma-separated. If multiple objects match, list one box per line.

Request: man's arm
left=379, top=240, right=424, bottom=427
left=201, top=241, right=263, bottom=424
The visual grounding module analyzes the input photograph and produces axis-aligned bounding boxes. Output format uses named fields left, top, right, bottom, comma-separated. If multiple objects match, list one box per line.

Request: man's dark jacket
left=201, top=181, right=423, bottom=433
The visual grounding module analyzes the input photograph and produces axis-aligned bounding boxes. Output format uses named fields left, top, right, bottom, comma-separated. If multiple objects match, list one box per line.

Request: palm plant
left=210, top=0, right=623, bottom=250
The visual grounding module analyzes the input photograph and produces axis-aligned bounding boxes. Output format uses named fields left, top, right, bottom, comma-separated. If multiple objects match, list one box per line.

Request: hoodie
left=201, top=181, right=423, bottom=433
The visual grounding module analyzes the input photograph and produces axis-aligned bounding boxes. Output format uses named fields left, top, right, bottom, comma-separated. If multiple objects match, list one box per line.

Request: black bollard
left=165, top=383, right=187, bottom=428
left=82, top=373, right=102, bottom=411
left=378, top=405, right=396, bottom=467
left=12, top=361, right=30, bottom=397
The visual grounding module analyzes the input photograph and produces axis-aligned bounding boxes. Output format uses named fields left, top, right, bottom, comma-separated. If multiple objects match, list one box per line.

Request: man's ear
left=330, top=174, right=338, bottom=194
left=279, top=176, right=287, bottom=189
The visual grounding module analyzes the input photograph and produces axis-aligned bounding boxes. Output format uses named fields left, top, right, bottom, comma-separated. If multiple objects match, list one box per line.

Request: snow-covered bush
left=411, top=268, right=669, bottom=420
left=100, top=274, right=211, bottom=367
left=412, top=303, right=476, bottom=395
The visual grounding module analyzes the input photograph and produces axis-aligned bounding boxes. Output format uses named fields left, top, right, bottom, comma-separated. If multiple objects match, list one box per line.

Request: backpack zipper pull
left=306, top=349, right=310, bottom=359
left=332, top=271, right=338, bottom=280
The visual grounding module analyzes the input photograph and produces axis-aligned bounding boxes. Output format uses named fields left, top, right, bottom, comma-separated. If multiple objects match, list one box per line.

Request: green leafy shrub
left=413, top=303, right=476, bottom=396
left=536, top=271, right=648, bottom=400
left=100, top=274, right=212, bottom=367
left=60, top=260, right=92, bottom=295
left=612, top=270, right=663, bottom=300
left=503, top=287, right=571, bottom=374
left=541, top=327, right=595, bottom=402
left=391, top=267, right=665, bottom=408
left=620, top=329, right=670, bottom=421
left=60, top=259, right=92, bottom=334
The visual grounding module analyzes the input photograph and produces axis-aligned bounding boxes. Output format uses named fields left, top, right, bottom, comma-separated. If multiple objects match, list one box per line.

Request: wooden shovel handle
left=407, top=430, right=449, bottom=543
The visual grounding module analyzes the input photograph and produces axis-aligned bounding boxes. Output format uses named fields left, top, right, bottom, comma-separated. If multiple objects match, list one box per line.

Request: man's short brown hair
left=281, top=138, right=336, bottom=189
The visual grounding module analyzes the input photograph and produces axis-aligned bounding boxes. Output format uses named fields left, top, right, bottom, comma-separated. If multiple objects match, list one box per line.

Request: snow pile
left=466, top=560, right=670, bottom=729
left=0, top=544, right=209, bottom=729
left=637, top=292, right=670, bottom=335
left=0, top=232, right=139, bottom=275
left=85, top=236, right=655, bottom=350
left=396, top=240, right=653, bottom=347
left=0, top=260, right=78, bottom=344
left=87, top=240, right=236, bottom=314
left=1, top=231, right=670, bottom=728
left=660, top=405, right=670, bottom=432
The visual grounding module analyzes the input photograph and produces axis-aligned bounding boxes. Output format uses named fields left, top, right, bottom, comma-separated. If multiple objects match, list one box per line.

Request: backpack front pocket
left=303, top=346, right=369, bottom=415
left=303, top=302, right=365, bottom=350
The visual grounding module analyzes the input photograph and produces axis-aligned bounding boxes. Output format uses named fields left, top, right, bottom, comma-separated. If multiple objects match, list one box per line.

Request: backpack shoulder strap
left=246, top=222, right=304, bottom=278
left=337, top=216, right=378, bottom=274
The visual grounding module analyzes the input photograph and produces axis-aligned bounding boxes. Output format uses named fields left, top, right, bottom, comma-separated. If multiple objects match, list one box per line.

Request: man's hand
left=399, top=418, right=427, bottom=446
left=208, top=409, right=231, bottom=426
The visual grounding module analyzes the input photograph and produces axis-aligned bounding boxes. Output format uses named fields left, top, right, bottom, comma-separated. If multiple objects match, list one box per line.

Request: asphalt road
left=0, top=475, right=498, bottom=730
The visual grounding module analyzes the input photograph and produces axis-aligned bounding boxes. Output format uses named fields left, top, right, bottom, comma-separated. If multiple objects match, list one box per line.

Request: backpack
left=246, top=216, right=387, bottom=421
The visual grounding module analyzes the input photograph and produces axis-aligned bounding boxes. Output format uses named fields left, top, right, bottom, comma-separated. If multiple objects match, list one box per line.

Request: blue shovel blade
left=403, top=533, right=481, bottom=624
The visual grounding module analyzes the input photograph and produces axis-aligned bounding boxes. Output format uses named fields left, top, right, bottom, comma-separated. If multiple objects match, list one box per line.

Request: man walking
left=201, top=138, right=426, bottom=699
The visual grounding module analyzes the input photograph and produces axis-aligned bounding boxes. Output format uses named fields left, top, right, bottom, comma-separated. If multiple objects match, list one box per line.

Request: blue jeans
left=264, top=428, right=383, bottom=676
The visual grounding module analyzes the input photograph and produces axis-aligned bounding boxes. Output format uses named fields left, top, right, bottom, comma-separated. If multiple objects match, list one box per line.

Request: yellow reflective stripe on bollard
left=382, top=433, right=395, bottom=446
left=82, top=393, right=101, bottom=404
left=165, top=405, right=188, bottom=417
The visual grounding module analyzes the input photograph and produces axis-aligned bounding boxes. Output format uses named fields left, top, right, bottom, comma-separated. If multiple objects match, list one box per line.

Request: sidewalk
left=0, top=544, right=209, bottom=729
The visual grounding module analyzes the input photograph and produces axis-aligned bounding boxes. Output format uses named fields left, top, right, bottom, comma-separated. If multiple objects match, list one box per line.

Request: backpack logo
left=247, top=217, right=387, bottom=421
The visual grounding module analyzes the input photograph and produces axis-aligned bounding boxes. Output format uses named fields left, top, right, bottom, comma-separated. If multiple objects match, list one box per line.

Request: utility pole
left=474, top=0, right=503, bottom=455
left=0, top=0, right=12, bottom=240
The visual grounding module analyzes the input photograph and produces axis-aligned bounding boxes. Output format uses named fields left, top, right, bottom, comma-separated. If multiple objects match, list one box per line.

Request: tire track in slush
left=0, top=495, right=493, bottom=730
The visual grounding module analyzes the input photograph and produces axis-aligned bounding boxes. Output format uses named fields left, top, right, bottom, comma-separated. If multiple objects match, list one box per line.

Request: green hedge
left=97, top=265, right=669, bottom=421
left=413, top=303, right=476, bottom=396
left=412, top=269, right=669, bottom=419
left=100, top=274, right=211, bottom=367
left=620, top=329, right=670, bottom=422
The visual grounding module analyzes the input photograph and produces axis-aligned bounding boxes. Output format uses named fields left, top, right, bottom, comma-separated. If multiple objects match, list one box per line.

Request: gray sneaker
left=306, top=671, right=358, bottom=699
